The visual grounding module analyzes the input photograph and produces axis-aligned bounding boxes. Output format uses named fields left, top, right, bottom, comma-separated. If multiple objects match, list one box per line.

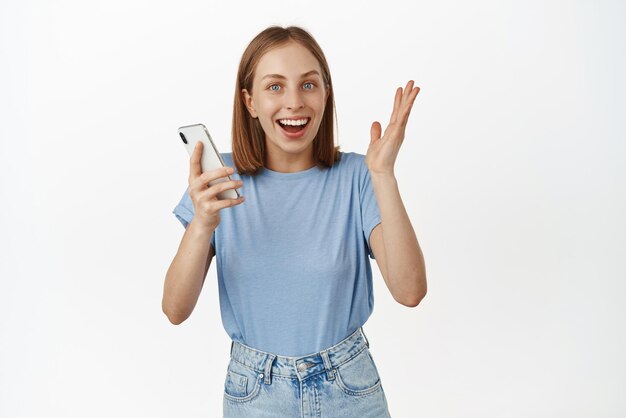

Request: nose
left=285, top=87, right=304, bottom=110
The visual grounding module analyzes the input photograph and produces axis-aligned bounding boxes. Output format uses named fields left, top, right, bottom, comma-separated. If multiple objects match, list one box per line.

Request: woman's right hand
left=187, top=141, right=245, bottom=231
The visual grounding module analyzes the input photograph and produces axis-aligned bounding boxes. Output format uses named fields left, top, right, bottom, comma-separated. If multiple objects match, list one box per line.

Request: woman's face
left=242, top=41, right=329, bottom=163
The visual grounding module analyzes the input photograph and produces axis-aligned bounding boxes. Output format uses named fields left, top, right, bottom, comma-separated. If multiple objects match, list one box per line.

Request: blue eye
left=303, top=82, right=314, bottom=90
left=269, top=84, right=280, bottom=91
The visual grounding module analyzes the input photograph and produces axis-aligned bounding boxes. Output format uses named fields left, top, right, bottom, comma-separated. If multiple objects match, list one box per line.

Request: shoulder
left=331, top=152, right=372, bottom=194
left=335, top=151, right=367, bottom=171
left=338, top=151, right=370, bottom=179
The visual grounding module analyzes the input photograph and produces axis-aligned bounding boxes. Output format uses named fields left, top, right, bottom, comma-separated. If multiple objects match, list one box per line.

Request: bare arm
left=365, top=80, right=425, bottom=306
left=369, top=176, right=426, bottom=307
left=162, top=220, right=216, bottom=325
left=162, top=141, right=244, bottom=325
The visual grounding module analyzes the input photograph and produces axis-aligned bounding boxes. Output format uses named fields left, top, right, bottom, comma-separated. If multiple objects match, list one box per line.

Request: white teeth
left=278, top=118, right=308, bottom=126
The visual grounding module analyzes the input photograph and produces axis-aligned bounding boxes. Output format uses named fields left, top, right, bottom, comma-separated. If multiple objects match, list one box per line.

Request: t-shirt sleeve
left=359, top=157, right=382, bottom=259
left=172, top=187, right=216, bottom=249
left=173, top=187, right=194, bottom=228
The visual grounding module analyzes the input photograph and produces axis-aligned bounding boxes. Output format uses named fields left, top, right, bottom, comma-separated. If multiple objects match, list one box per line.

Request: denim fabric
left=223, top=327, right=391, bottom=417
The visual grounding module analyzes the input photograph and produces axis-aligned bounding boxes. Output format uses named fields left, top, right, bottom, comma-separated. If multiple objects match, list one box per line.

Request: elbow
left=165, top=312, right=187, bottom=325
left=397, top=280, right=427, bottom=308
left=403, top=293, right=425, bottom=308
left=162, top=301, right=189, bottom=325
left=402, top=291, right=426, bottom=308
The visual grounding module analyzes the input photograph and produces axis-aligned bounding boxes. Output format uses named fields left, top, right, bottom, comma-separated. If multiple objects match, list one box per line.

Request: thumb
left=370, top=121, right=382, bottom=144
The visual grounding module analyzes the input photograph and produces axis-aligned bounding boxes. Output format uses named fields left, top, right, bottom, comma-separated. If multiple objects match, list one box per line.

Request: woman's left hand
left=366, top=80, right=420, bottom=176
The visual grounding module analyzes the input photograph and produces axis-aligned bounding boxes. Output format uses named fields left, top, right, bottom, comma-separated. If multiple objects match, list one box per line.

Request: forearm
left=162, top=219, right=214, bottom=324
left=371, top=173, right=427, bottom=305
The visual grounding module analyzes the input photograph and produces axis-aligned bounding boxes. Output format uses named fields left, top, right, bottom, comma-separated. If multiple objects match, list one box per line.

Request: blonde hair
left=231, top=26, right=341, bottom=175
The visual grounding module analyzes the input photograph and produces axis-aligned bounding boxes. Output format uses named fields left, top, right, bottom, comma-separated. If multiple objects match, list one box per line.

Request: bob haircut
left=231, top=25, right=341, bottom=175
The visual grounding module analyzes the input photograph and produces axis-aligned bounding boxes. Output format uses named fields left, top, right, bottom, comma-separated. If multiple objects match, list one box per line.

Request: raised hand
left=187, top=141, right=245, bottom=231
left=365, top=80, right=420, bottom=176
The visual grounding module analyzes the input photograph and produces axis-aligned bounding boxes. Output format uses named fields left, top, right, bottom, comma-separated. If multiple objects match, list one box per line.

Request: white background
left=1, top=0, right=624, bottom=417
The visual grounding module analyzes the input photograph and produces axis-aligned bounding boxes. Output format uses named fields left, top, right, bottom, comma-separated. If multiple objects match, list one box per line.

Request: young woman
left=163, top=25, right=426, bottom=417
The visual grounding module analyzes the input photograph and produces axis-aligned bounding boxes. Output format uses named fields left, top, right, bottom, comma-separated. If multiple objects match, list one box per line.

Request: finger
left=213, top=195, right=246, bottom=210
left=399, top=81, right=416, bottom=111
left=205, top=179, right=243, bottom=200
left=190, top=165, right=234, bottom=192
left=189, top=142, right=203, bottom=180
left=400, top=85, right=421, bottom=125
left=370, top=121, right=382, bottom=143
left=389, top=87, right=403, bottom=125
left=390, top=81, right=414, bottom=124
left=402, top=80, right=415, bottom=103
left=200, top=166, right=235, bottom=185
left=406, top=84, right=420, bottom=107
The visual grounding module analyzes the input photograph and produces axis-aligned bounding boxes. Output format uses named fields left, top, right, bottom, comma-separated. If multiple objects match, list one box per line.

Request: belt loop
left=361, top=327, right=370, bottom=348
left=230, top=340, right=234, bottom=357
left=320, top=349, right=336, bottom=381
left=263, top=354, right=276, bottom=385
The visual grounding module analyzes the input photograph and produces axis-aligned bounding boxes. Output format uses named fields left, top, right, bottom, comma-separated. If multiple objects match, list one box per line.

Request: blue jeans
left=223, top=327, right=392, bottom=417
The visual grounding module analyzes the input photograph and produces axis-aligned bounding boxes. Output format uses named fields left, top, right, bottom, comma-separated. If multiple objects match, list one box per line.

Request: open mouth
left=276, top=118, right=310, bottom=134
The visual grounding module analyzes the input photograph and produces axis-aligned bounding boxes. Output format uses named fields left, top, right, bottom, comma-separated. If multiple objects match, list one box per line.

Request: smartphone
left=178, top=123, right=240, bottom=200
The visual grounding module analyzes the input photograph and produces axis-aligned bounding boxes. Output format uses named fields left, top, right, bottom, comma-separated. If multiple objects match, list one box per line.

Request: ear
left=241, top=89, right=258, bottom=118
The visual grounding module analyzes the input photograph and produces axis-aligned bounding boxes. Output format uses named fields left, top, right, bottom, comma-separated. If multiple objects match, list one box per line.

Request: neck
left=264, top=145, right=315, bottom=173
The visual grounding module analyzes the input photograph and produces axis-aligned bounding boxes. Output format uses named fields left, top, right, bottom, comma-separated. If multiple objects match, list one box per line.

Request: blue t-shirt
left=173, top=151, right=381, bottom=356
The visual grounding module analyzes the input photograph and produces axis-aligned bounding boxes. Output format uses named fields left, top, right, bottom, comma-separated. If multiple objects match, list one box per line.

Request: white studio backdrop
left=1, top=0, right=625, bottom=417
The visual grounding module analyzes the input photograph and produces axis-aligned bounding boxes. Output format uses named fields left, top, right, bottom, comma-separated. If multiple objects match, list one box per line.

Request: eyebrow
left=261, top=70, right=321, bottom=81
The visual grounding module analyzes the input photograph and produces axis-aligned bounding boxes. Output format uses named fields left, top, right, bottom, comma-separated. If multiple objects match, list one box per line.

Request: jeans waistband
left=228, top=327, right=371, bottom=385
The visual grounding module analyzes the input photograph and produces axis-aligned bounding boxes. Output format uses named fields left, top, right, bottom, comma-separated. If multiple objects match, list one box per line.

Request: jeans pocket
left=334, top=347, right=382, bottom=396
left=223, top=359, right=263, bottom=403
